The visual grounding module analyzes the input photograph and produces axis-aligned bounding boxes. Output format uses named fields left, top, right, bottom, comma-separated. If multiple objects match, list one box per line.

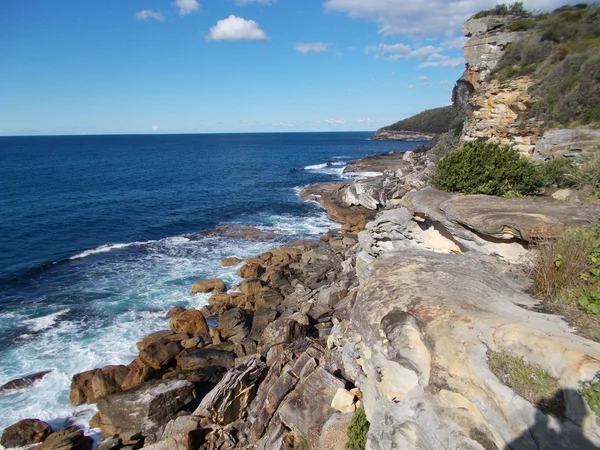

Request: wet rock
left=139, top=339, right=182, bottom=370
left=35, top=428, right=93, bottom=450
left=221, top=256, right=242, bottom=267
left=96, top=379, right=195, bottom=443
left=169, top=309, right=209, bottom=336
left=0, top=370, right=51, bottom=393
left=190, top=279, right=226, bottom=295
left=217, top=308, right=251, bottom=343
left=177, top=348, right=235, bottom=371
left=0, top=419, right=53, bottom=448
left=194, top=357, right=267, bottom=425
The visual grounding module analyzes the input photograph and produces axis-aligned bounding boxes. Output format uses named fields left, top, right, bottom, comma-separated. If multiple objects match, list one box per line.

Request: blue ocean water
left=0, top=132, right=420, bottom=436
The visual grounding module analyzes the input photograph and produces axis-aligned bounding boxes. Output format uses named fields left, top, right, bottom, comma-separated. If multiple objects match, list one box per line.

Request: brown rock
left=70, top=365, right=128, bottom=405
left=139, top=339, right=183, bottom=370
left=121, top=358, right=157, bottom=391
left=250, top=308, right=279, bottom=341
left=259, top=316, right=309, bottom=354
left=191, top=279, right=226, bottom=295
left=177, top=348, right=235, bottom=371
left=268, top=248, right=301, bottom=265
left=0, top=370, right=52, bottom=394
left=166, top=306, right=186, bottom=318
left=169, top=309, right=209, bottom=335
left=221, top=256, right=242, bottom=267
left=34, top=428, right=93, bottom=450
left=238, top=263, right=264, bottom=279
left=254, top=289, right=284, bottom=310
left=136, top=330, right=173, bottom=351
left=0, top=419, right=53, bottom=448
left=217, top=308, right=251, bottom=343
left=240, top=279, right=267, bottom=295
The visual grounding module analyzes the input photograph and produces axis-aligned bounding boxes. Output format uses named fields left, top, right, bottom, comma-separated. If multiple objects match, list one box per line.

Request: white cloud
left=419, top=56, right=465, bottom=69
left=294, top=42, right=330, bottom=55
left=235, top=0, right=276, bottom=4
left=325, top=119, right=345, bottom=125
left=324, top=0, right=583, bottom=37
left=173, top=0, right=199, bottom=16
left=423, top=80, right=453, bottom=85
left=152, top=125, right=160, bottom=131
left=135, top=10, right=165, bottom=22
left=405, top=84, right=414, bottom=89
left=207, top=15, right=269, bottom=41
left=417, top=75, right=429, bottom=81
left=366, top=42, right=464, bottom=68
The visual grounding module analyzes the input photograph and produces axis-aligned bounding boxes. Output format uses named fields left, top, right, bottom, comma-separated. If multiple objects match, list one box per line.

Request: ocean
left=0, top=132, right=421, bottom=437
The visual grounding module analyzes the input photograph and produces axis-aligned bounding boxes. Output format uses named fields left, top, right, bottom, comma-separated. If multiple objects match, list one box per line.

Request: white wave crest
left=69, top=236, right=191, bottom=260
left=21, top=309, right=70, bottom=332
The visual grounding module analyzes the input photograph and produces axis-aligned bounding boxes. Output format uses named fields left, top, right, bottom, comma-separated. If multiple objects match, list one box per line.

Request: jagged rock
left=278, top=367, right=345, bottom=448
left=340, top=249, right=600, bottom=449
left=166, top=306, right=185, bottom=318
left=144, top=415, right=204, bottom=450
left=191, top=279, right=226, bottom=295
left=217, top=308, right=251, bottom=343
left=139, top=339, right=182, bottom=370
left=69, top=365, right=129, bottom=405
left=169, top=309, right=209, bottom=336
left=194, top=357, right=267, bottom=425
left=177, top=348, right=235, bottom=371
left=97, top=435, right=121, bottom=450
left=250, top=308, right=279, bottom=341
left=121, top=358, right=157, bottom=391
left=0, top=419, right=53, bottom=448
left=331, top=388, right=356, bottom=413
left=240, top=278, right=268, bottom=295
left=137, top=330, right=188, bottom=351
left=259, top=315, right=310, bottom=355
left=221, top=256, right=242, bottom=267
left=342, top=179, right=384, bottom=210
left=0, top=370, right=51, bottom=393
left=96, top=379, right=195, bottom=443
left=34, top=428, right=93, bottom=450
left=238, top=263, right=264, bottom=279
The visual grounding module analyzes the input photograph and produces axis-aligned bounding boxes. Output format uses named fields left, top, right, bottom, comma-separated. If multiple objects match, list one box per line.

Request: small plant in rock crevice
left=346, top=406, right=369, bottom=450
left=579, top=371, right=600, bottom=425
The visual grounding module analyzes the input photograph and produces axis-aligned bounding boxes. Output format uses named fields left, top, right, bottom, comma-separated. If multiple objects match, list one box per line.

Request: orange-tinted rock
left=121, top=358, right=157, bottom=391
left=191, top=279, right=227, bottom=295
left=220, top=257, right=242, bottom=267
left=169, top=309, right=210, bottom=336
left=0, top=419, right=53, bottom=448
left=238, top=263, right=264, bottom=279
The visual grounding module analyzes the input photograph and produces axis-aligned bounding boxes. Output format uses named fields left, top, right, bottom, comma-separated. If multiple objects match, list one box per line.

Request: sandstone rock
left=97, top=435, right=121, bottom=450
left=169, top=309, right=209, bottom=336
left=250, top=308, right=279, bottom=341
left=121, top=358, right=157, bottom=391
left=0, top=419, right=53, bottom=448
left=217, top=308, right=250, bottom=343
left=534, top=128, right=600, bottom=159
left=144, top=415, right=204, bottom=450
left=136, top=330, right=173, bottom=351
left=238, top=263, right=264, bottom=279
left=166, top=306, right=185, bottom=318
left=259, top=316, right=310, bottom=355
left=278, top=367, right=345, bottom=447
left=34, top=428, right=93, bottom=450
left=221, top=256, right=242, bottom=267
left=254, top=289, right=285, bottom=310
left=240, top=278, right=267, bottom=295
left=331, top=388, right=356, bottom=413
left=318, top=412, right=353, bottom=450
left=194, top=357, right=267, bottom=425
left=342, top=249, right=600, bottom=449
left=177, top=348, right=235, bottom=371
left=139, top=339, right=182, bottom=370
left=0, top=370, right=51, bottom=393
left=190, top=279, right=226, bottom=295
left=181, top=336, right=201, bottom=349
left=96, top=379, right=195, bottom=443
left=69, top=365, right=129, bottom=405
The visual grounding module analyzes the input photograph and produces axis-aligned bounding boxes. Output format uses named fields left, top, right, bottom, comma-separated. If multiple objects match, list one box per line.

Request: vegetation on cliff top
left=471, top=2, right=528, bottom=19
left=381, top=105, right=456, bottom=134
left=492, top=3, right=600, bottom=128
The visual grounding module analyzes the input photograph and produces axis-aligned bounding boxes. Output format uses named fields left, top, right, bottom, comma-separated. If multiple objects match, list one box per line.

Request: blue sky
left=0, top=0, right=579, bottom=135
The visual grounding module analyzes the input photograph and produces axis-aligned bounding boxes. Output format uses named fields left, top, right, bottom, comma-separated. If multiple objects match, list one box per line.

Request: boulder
left=121, top=358, right=157, bottom=391
left=144, top=415, right=204, bottom=450
left=96, top=379, right=195, bottom=443
left=194, top=357, right=267, bottom=425
left=240, top=279, right=267, bottom=295
left=191, top=279, right=226, bottom=295
left=34, top=428, right=93, bottom=450
left=221, top=256, right=242, bottom=267
left=0, top=419, right=53, bottom=448
left=166, top=306, right=185, bottom=318
left=238, top=263, right=264, bottom=279
left=139, top=339, right=183, bottom=370
left=259, top=316, right=310, bottom=355
left=0, top=370, right=51, bottom=393
left=217, top=308, right=250, bottom=343
left=70, top=365, right=129, bottom=405
left=249, top=308, right=279, bottom=341
left=97, top=435, right=121, bottom=450
left=177, top=348, right=235, bottom=371
left=277, top=367, right=345, bottom=447
left=331, top=388, right=356, bottom=413
left=169, top=309, right=209, bottom=336
left=317, top=412, right=353, bottom=450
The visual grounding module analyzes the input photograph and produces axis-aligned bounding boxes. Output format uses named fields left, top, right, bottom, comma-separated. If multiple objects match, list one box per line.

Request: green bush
left=346, top=407, right=369, bottom=450
left=538, top=158, right=578, bottom=187
left=472, top=2, right=528, bottom=19
left=579, top=371, right=600, bottom=425
left=430, top=141, right=545, bottom=196
left=575, top=150, right=600, bottom=197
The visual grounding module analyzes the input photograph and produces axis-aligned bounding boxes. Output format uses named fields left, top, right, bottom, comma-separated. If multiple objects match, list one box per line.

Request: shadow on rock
left=506, top=389, right=597, bottom=450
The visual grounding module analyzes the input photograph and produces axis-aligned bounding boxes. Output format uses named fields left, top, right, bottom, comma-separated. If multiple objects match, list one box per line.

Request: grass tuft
left=346, top=407, right=369, bottom=450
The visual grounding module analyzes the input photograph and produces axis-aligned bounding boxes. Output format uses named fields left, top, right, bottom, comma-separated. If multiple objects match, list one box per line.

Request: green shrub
left=472, top=2, right=528, bottom=19
left=580, top=371, right=600, bottom=425
left=346, top=407, right=369, bottom=450
left=575, top=150, right=600, bottom=197
left=508, top=19, right=534, bottom=31
left=538, top=158, right=578, bottom=187
left=430, top=141, right=545, bottom=196
left=383, top=106, right=456, bottom=134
